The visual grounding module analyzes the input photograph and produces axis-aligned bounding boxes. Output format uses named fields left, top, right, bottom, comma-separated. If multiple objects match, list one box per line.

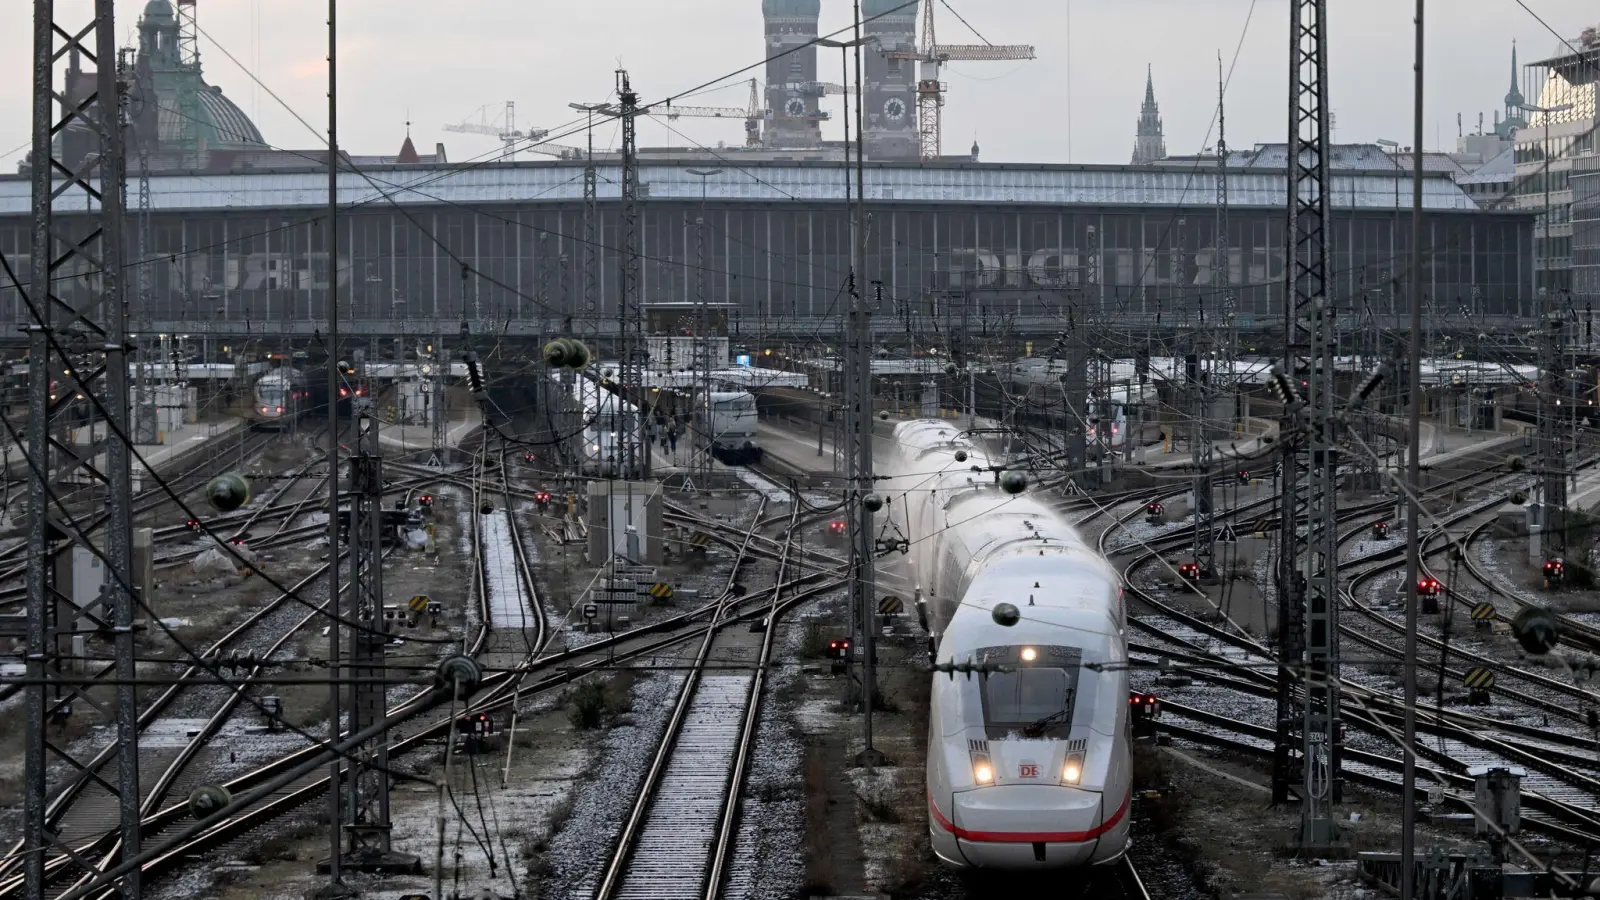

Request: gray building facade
left=0, top=160, right=1534, bottom=335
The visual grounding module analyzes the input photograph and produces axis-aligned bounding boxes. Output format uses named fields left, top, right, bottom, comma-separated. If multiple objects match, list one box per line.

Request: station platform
left=756, top=420, right=842, bottom=479
left=1412, top=419, right=1525, bottom=470
left=375, top=411, right=483, bottom=453
left=1130, top=418, right=1278, bottom=469
left=133, top=417, right=249, bottom=473
left=0, top=416, right=249, bottom=485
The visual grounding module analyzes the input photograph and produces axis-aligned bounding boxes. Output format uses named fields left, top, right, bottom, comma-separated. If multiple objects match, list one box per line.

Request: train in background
left=568, top=375, right=648, bottom=478
left=703, top=390, right=763, bottom=465
left=584, top=370, right=766, bottom=469
left=882, top=419, right=1131, bottom=870
left=245, top=365, right=364, bottom=429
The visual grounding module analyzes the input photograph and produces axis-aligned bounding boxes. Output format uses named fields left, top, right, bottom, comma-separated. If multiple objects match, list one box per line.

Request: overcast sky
left=0, top=0, right=1594, bottom=170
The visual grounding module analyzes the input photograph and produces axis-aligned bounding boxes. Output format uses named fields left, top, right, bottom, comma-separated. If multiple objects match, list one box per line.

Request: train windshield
left=259, top=384, right=287, bottom=406
left=975, top=644, right=1083, bottom=739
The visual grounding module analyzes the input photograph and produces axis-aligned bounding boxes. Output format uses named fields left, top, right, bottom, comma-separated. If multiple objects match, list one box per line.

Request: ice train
left=883, top=419, right=1131, bottom=870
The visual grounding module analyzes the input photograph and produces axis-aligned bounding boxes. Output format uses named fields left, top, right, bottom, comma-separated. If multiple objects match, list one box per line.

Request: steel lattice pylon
left=23, top=2, right=142, bottom=898
left=616, top=69, right=644, bottom=481
left=1274, top=0, right=1342, bottom=848
left=340, top=411, right=406, bottom=869
left=1538, top=298, right=1569, bottom=556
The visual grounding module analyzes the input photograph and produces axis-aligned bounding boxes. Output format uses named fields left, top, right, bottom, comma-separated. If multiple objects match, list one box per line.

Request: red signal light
left=828, top=520, right=846, bottom=534
left=828, top=639, right=851, bottom=659
left=1418, top=577, right=1441, bottom=596
left=185, top=519, right=200, bottom=531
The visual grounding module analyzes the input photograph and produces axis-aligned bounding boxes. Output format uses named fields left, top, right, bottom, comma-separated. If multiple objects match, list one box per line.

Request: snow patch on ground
left=1107, top=514, right=1197, bottom=552
left=481, top=512, right=535, bottom=629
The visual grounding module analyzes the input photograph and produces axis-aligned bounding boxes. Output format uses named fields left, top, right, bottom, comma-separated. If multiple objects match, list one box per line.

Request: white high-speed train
left=883, top=419, right=1132, bottom=870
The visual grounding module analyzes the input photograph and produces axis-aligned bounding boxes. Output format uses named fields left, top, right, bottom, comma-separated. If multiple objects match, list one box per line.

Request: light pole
left=1376, top=138, right=1401, bottom=323
left=685, top=167, right=721, bottom=481
left=820, top=26, right=886, bottom=768
left=1521, top=102, right=1575, bottom=297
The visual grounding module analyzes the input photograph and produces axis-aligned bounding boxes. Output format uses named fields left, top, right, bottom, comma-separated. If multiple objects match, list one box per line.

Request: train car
left=882, top=419, right=1131, bottom=871
left=246, top=365, right=363, bottom=429
left=246, top=368, right=305, bottom=429
left=704, top=390, right=764, bottom=466
left=571, top=376, right=649, bottom=478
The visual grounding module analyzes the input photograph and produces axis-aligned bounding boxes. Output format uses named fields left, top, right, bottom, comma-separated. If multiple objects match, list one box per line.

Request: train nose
left=935, top=785, right=1129, bottom=868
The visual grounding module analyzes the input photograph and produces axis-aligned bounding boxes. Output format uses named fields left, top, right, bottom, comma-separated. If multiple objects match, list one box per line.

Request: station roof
left=0, top=159, right=1489, bottom=217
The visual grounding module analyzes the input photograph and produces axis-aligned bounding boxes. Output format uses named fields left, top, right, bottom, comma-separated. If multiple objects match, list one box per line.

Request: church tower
left=762, top=0, right=823, bottom=149
left=1497, top=40, right=1529, bottom=138
left=862, top=0, right=920, bottom=160
left=1132, top=65, right=1167, bottom=165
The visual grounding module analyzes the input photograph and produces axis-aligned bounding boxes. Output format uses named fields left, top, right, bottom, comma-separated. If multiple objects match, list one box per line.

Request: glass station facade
left=0, top=183, right=1535, bottom=331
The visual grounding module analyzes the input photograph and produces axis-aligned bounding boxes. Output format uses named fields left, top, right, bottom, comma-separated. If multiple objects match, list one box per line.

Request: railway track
left=1113, top=453, right=1600, bottom=847
left=595, top=500, right=802, bottom=900
left=8, top=466, right=848, bottom=900
left=0, top=471, right=447, bottom=899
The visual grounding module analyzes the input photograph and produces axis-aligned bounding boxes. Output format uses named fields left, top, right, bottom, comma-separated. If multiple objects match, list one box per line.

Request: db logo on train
left=1018, top=763, right=1040, bottom=778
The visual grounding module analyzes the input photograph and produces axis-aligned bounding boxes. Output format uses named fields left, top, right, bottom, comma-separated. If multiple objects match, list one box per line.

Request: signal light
left=1544, top=558, right=1566, bottom=588
left=1178, top=562, right=1200, bottom=581
left=828, top=520, right=846, bottom=535
left=185, top=519, right=201, bottom=532
left=338, top=387, right=350, bottom=398
left=1373, top=521, right=1389, bottom=539
left=1237, top=470, right=1250, bottom=485
left=419, top=494, right=433, bottom=507
left=1417, top=577, right=1441, bottom=596
left=828, top=638, right=851, bottom=660
left=1146, top=501, right=1164, bottom=517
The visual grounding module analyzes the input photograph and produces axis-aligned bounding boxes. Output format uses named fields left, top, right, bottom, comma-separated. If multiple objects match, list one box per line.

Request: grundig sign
left=938, top=246, right=1282, bottom=290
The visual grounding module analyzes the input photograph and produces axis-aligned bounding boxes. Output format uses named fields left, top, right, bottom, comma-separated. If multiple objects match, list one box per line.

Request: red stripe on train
left=927, top=790, right=1130, bottom=844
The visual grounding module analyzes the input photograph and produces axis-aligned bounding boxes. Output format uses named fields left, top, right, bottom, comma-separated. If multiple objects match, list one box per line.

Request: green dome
left=763, top=0, right=820, bottom=16
left=143, top=0, right=174, bottom=18
left=863, top=0, right=917, bottom=17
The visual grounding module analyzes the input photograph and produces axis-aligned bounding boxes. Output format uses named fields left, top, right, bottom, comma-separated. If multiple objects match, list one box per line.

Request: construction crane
left=777, top=81, right=858, bottom=97
left=886, top=2, right=1034, bottom=160
left=443, top=101, right=550, bottom=161
left=570, top=88, right=758, bottom=149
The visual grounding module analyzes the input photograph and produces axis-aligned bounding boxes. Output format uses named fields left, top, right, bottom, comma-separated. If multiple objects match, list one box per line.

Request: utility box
left=587, top=480, right=663, bottom=566
left=59, top=528, right=156, bottom=625
left=1471, top=765, right=1522, bottom=839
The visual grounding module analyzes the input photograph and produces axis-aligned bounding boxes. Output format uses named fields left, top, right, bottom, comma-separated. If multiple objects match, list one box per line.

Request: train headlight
left=1020, top=647, right=1037, bottom=663
left=971, top=755, right=994, bottom=786
left=1061, top=751, right=1085, bottom=785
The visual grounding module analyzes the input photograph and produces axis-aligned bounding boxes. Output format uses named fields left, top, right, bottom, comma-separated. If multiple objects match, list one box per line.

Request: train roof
left=942, top=559, right=1123, bottom=658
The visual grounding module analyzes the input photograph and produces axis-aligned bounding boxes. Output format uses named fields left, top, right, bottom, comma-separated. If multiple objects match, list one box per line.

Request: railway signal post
left=22, top=3, right=145, bottom=898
